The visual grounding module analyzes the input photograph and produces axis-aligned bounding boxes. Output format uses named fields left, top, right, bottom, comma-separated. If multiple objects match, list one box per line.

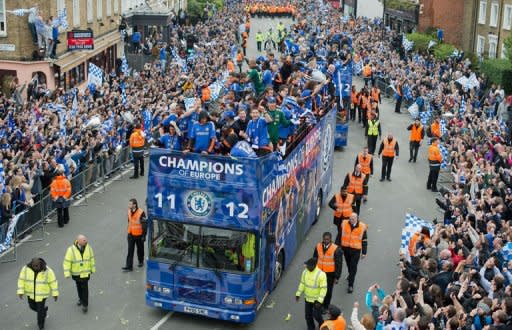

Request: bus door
left=258, top=216, right=276, bottom=303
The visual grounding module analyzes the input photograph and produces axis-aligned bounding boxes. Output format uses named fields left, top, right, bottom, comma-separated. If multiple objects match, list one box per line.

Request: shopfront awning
left=54, top=31, right=121, bottom=73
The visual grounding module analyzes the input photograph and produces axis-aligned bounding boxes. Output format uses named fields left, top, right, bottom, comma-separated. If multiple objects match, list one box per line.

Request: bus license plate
left=184, top=306, right=209, bottom=316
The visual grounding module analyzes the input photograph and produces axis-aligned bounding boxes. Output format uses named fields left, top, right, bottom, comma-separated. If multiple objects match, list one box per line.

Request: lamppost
left=381, top=0, right=386, bottom=41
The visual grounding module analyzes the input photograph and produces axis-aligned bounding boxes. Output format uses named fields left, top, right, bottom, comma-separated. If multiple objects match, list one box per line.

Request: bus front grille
left=176, top=277, right=216, bottom=304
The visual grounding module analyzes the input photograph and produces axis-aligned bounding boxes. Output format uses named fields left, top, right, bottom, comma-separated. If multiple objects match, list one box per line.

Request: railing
left=0, top=146, right=132, bottom=262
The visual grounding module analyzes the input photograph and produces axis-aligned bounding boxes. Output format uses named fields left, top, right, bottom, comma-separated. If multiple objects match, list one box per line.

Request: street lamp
left=381, top=0, right=386, bottom=41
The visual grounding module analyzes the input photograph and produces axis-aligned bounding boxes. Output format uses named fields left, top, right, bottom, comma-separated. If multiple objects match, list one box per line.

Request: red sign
left=67, top=30, right=94, bottom=50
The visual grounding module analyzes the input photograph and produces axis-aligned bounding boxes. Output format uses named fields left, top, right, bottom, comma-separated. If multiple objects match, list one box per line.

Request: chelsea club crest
left=186, top=191, right=212, bottom=217
left=322, top=123, right=333, bottom=171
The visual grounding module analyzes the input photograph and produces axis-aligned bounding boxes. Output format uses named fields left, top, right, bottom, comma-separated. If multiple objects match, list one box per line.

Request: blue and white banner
left=502, top=242, right=512, bottom=262
left=121, top=53, right=130, bottom=76
left=55, top=7, right=69, bottom=30
left=402, top=34, right=414, bottom=52
left=419, top=110, right=432, bottom=126
left=400, top=213, right=434, bottom=260
left=440, top=118, right=447, bottom=136
left=7, top=9, right=29, bottom=17
left=440, top=144, right=449, bottom=169
left=353, top=60, right=363, bottom=75
left=184, top=97, right=196, bottom=111
left=88, top=63, right=103, bottom=87
left=427, top=40, right=436, bottom=49
left=0, top=211, right=27, bottom=254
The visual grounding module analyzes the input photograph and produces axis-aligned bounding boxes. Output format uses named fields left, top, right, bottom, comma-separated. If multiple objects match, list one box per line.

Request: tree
left=504, top=33, right=512, bottom=61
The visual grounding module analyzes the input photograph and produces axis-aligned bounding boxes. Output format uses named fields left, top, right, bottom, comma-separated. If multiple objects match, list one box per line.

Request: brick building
left=473, top=0, right=512, bottom=59
left=0, top=0, right=122, bottom=92
left=417, top=0, right=465, bottom=48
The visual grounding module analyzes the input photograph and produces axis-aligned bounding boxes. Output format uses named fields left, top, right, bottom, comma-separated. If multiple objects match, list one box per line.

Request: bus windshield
left=150, top=220, right=258, bottom=273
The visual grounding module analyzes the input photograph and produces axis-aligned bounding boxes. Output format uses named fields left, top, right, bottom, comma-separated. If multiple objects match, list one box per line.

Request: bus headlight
left=224, top=296, right=243, bottom=305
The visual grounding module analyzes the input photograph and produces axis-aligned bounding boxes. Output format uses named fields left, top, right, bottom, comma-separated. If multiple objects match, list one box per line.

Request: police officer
left=427, top=138, right=442, bottom=192
left=407, top=118, right=424, bottom=163
left=320, top=305, right=347, bottom=330
left=264, top=28, right=276, bottom=50
left=340, top=213, right=368, bottom=293
left=366, top=113, right=381, bottom=155
left=328, top=187, right=354, bottom=245
left=129, top=122, right=146, bottom=179
left=312, top=232, right=342, bottom=311
left=122, top=198, right=147, bottom=272
left=296, top=258, right=327, bottom=330
left=17, top=258, right=59, bottom=330
left=63, top=234, right=96, bottom=313
left=256, top=30, right=264, bottom=52
left=342, top=164, right=367, bottom=215
left=354, top=147, right=373, bottom=202
left=378, top=133, right=399, bottom=182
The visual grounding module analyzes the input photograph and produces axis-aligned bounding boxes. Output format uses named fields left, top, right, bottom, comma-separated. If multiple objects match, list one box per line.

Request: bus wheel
left=273, top=251, right=284, bottom=289
left=314, top=191, right=323, bottom=223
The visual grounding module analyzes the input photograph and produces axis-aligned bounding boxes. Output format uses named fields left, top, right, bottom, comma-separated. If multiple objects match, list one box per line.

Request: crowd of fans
left=2, top=0, right=512, bottom=327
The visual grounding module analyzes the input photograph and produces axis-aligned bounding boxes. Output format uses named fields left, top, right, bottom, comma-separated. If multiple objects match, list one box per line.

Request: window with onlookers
left=503, top=5, right=512, bottom=30
left=477, top=35, right=485, bottom=56
left=488, top=35, right=498, bottom=58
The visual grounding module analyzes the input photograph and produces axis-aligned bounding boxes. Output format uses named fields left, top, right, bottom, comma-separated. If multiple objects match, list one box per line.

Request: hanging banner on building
left=67, top=30, right=94, bottom=50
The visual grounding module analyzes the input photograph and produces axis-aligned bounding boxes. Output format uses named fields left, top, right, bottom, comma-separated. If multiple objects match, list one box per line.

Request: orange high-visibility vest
left=409, top=124, right=423, bottom=142
left=358, top=153, right=372, bottom=175
left=320, top=316, right=347, bottom=330
left=408, top=232, right=431, bottom=257
left=334, top=193, right=354, bottom=218
left=428, top=144, right=442, bottom=162
left=341, top=221, right=367, bottom=250
left=129, top=129, right=145, bottom=148
left=347, top=173, right=365, bottom=195
left=50, top=175, right=71, bottom=199
left=316, top=243, right=338, bottom=273
left=382, top=138, right=397, bottom=157
left=227, top=60, right=235, bottom=72
left=351, top=91, right=359, bottom=105
left=127, top=208, right=143, bottom=236
left=431, top=122, right=441, bottom=137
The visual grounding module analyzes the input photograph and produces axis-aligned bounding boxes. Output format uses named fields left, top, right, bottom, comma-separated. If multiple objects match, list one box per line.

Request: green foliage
left=433, top=43, right=455, bottom=60
left=407, top=32, right=434, bottom=52
left=504, top=33, right=512, bottom=61
left=386, top=0, right=418, bottom=11
left=187, top=0, right=224, bottom=24
left=480, top=59, right=512, bottom=93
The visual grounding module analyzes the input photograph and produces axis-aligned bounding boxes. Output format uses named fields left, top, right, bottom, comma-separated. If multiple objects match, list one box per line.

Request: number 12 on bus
left=145, top=109, right=336, bottom=323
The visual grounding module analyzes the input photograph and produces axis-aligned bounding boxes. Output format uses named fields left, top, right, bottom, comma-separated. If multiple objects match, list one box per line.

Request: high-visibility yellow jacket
left=256, top=32, right=264, bottom=42
left=17, top=265, right=59, bottom=302
left=295, top=267, right=327, bottom=303
left=63, top=243, right=96, bottom=278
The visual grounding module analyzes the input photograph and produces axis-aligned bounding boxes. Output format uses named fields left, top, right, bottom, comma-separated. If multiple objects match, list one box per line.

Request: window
left=73, top=0, right=80, bottom=27
left=477, top=35, right=485, bottom=56
left=106, top=0, right=111, bottom=17
left=114, top=0, right=119, bottom=14
left=488, top=35, right=498, bottom=58
left=97, top=0, right=103, bottom=19
left=87, top=0, right=94, bottom=23
left=504, top=5, right=512, bottom=30
left=150, top=220, right=258, bottom=273
left=0, top=0, right=6, bottom=36
left=57, top=0, right=65, bottom=12
left=479, top=0, right=487, bottom=24
left=490, top=2, right=499, bottom=27
left=502, top=43, right=508, bottom=59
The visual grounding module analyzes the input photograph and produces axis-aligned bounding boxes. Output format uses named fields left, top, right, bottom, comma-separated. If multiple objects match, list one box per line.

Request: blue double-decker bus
left=145, top=109, right=336, bottom=323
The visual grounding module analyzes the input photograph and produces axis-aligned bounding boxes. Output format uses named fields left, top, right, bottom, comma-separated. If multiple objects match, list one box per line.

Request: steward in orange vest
left=429, top=118, right=442, bottom=138
left=427, top=138, right=442, bottom=192
left=320, top=304, right=347, bottom=330
left=340, top=213, right=368, bottom=293
left=122, top=198, right=147, bottom=272
left=129, top=123, right=146, bottom=179
left=329, top=188, right=354, bottom=244
left=407, top=118, right=424, bottom=163
left=312, top=232, right=343, bottom=309
left=50, top=165, right=72, bottom=227
left=354, top=148, right=373, bottom=203
left=378, top=134, right=399, bottom=182
left=342, top=165, right=368, bottom=215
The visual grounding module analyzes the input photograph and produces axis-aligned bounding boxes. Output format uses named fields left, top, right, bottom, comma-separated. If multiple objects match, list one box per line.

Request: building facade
left=0, top=0, right=122, bottom=92
left=383, top=0, right=420, bottom=34
left=473, top=0, right=512, bottom=59
left=417, top=0, right=465, bottom=48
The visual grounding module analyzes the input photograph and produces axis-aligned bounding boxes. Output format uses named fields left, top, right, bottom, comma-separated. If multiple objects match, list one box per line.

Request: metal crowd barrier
left=0, top=146, right=133, bottom=262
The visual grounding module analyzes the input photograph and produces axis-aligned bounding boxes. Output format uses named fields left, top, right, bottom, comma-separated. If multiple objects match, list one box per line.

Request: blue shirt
left=159, top=133, right=181, bottom=150
left=246, top=117, right=269, bottom=148
left=162, top=113, right=178, bottom=127
left=160, top=48, right=167, bottom=60
left=262, top=70, right=273, bottom=88
left=132, top=32, right=141, bottom=43
left=190, top=121, right=216, bottom=152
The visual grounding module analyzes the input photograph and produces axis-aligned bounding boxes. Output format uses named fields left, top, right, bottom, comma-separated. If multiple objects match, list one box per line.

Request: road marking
left=150, top=312, right=173, bottom=330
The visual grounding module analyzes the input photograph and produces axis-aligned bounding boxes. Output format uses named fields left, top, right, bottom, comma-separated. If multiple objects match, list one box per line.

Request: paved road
left=0, top=17, right=439, bottom=330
